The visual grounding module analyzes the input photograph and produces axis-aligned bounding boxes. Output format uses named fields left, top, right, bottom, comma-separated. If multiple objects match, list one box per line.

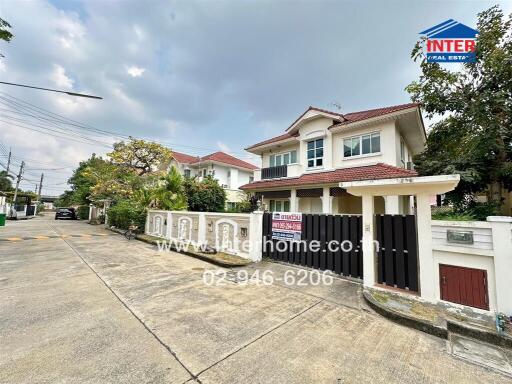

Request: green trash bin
left=0, top=213, right=6, bottom=227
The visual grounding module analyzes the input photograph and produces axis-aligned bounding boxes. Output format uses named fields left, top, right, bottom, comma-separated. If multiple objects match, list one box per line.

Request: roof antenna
left=330, top=101, right=342, bottom=112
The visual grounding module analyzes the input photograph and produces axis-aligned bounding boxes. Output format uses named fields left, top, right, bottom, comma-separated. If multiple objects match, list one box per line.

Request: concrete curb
left=364, top=289, right=512, bottom=349
left=447, top=320, right=512, bottom=349
left=363, top=290, right=448, bottom=339
left=108, top=227, right=252, bottom=269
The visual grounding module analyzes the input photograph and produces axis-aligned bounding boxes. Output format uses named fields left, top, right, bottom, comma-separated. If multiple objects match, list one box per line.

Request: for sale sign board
left=271, top=212, right=302, bottom=241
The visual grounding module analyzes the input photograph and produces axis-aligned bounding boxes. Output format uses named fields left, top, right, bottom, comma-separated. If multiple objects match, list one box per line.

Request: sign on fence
left=271, top=212, right=302, bottom=241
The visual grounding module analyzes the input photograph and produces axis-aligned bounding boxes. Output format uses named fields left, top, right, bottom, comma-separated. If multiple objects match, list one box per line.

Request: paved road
left=1, top=214, right=510, bottom=383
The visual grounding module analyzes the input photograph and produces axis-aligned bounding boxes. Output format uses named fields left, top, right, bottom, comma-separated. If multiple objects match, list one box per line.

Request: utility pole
left=34, top=184, right=38, bottom=194
left=11, top=161, right=24, bottom=218
left=6, top=147, right=11, bottom=174
left=38, top=173, right=43, bottom=200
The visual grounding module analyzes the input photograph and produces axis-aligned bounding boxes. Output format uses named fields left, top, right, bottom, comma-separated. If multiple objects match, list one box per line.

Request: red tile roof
left=245, top=103, right=420, bottom=150
left=240, top=163, right=417, bottom=190
left=196, top=151, right=259, bottom=170
left=172, top=151, right=200, bottom=164
left=338, top=103, right=419, bottom=126
left=245, top=132, right=299, bottom=150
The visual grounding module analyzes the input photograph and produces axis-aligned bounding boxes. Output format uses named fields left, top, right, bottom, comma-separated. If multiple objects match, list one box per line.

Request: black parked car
left=55, top=207, right=78, bottom=220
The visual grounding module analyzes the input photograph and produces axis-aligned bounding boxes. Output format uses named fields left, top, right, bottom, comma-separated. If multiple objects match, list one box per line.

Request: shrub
left=184, top=176, right=226, bottom=212
left=107, top=200, right=146, bottom=231
left=77, top=205, right=90, bottom=220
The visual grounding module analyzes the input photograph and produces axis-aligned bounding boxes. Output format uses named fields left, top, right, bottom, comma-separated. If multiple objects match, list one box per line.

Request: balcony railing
left=261, top=165, right=287, bottom=179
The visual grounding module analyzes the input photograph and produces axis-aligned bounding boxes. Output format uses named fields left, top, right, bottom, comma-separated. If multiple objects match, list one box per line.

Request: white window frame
left=306, top=138, right=324, bottom=169
left=400, top=137, right=406, bottom=167
left=343, top=131, right=381, bottom=159
left=269, top=150, right=298, bottom=167
left=269, top=199, right=290, bottom=212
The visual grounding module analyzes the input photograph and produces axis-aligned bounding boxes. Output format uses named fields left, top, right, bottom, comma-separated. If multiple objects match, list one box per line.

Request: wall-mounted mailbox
left=447, top=230, right=474, bottom=245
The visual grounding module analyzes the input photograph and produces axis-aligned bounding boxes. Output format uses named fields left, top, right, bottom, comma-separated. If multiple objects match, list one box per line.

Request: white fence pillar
left=166, top=212, right=173, bottom=239
left=416, top=193, right=435, bottom=300
left=488, top=216, right=512, bottom=314
left=361, top=194, right=376, bottom=287
left=198, top=212, right=206, bottom=244
left=290, top=189, right=299, bottom=212
left=249, top=211, right=263, bottom=262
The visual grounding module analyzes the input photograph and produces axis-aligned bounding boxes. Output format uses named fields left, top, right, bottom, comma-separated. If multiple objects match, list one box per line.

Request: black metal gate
left=262, top=212, right=363, bottom=279
left=376, top=214, right=419, bottom=292
left=26, top=205, right=35, bottom=216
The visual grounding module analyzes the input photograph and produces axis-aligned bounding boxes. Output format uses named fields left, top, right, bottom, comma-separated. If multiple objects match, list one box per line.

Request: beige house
left=241, top=103, right=426, bottom=214
left=169, top=151, right=258, bottom=209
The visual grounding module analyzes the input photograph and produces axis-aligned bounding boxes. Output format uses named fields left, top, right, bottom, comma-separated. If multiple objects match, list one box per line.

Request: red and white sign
left=271, top=212, right=302, bottom=241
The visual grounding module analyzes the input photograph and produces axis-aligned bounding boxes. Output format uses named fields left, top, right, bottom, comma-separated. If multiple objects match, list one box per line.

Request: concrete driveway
left=1, top=213, right=510, bottom=383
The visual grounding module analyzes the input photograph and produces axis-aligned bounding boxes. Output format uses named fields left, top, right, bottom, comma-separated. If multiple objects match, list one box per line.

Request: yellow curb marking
left=34, top=236, right=50, bottom=240
left=6, top=237, right=22, bottom=241
left=81, top=234, right=92, bottom=238
left=96, top=233, right=108, bottom=236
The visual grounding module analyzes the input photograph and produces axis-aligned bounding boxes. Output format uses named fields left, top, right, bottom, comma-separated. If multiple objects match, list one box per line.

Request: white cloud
left=126, top=65, right=146, bottom=77
left=50, top=64, right=74, bottom=89
left=217, top=141, right=231, bottom=153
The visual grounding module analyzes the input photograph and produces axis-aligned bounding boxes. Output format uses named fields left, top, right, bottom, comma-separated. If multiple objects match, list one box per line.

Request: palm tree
left=0, top=170, right=13, bottom=192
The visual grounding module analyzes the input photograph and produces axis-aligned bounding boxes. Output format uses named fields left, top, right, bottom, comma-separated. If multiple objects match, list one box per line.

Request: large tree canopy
left=406, top=6, right=512, bottom=211
left=108, top=137, right=173, bottom=176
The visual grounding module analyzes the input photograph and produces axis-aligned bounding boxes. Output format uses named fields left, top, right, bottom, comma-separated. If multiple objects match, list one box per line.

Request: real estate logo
left=420, top=19, right=479, bottom=63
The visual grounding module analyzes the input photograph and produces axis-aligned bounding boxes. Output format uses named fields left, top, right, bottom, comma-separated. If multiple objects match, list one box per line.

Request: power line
left=0, top=81, right=103, bottom=99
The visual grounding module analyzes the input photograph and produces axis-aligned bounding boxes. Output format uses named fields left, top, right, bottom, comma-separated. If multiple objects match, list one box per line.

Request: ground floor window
left=269, top=199, right=290, bottom=212
left=226, top=202, right=237, bottom=211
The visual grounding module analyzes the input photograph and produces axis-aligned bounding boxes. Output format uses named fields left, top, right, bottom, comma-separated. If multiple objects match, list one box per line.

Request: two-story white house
left=240, top=103, right=426, bottom=214
left=170, top=151, right=258, bottom=209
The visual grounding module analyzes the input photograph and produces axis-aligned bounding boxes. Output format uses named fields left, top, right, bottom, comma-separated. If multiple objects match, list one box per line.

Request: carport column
left=487, top=216, right=512, bottom=314
left=290, top=189, right=299, bottom=212
left=361, top=194, right=376, bottom=287
left=321, top=187, right=332, bottom=214
left=384, top=196, right=400, bottom=214
left=416, top=193, right=435, bottom=300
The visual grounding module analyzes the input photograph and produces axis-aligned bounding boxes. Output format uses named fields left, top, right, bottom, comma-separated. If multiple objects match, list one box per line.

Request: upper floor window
left=343, top=132, right=380, bottom=158
left=270, top=150, right=297, bottom=167
left=307, top=139, right=323, bottom=168
left=184, top=169, right=191, bottom=178
left=249, top=176, right=254, bottom=183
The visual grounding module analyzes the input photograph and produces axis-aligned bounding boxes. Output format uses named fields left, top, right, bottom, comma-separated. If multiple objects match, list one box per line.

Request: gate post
left=249, top=210, right=264, bottom=262
left=416, top=193, right=435, bottom=300
left=361, top=194, right=376, bottom=287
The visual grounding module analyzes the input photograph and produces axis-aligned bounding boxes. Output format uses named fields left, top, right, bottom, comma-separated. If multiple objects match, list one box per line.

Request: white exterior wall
left=332, top=120, right=398, bottom=168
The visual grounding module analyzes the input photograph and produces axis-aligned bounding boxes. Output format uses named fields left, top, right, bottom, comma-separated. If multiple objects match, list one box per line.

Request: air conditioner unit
left=222, top=184, right=229, bottom=189
left=406, top=162, right=414, bottom=170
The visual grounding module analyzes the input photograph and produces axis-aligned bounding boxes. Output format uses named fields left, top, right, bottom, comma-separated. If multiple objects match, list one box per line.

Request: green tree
left=0, top=18, right=13, bottom=57
left=0, top=170, right=13, bottom=191
left=406, top=5, right=512, bottom=212
left=184, top=175, right=226, bottom=212
left=109, top=137, right=173, bottom=176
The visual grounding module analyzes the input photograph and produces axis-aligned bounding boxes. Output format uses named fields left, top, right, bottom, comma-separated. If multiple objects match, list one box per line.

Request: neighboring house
left=169, top=151, right=258, bottom=209
left=240, top=103, right=426, bottom=214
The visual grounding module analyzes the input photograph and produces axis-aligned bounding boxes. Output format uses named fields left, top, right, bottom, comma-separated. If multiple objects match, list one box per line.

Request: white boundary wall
left=146, top=210, right=263, bottom=262
left=429, top=217, right=512, bottom=314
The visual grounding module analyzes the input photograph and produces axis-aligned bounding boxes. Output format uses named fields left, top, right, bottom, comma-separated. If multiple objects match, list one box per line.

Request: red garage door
left=439, top=264, right=489, bottom=310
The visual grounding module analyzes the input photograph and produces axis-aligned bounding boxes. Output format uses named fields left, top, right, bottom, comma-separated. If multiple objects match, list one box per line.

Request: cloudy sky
left=0, top=0, right=510, bottom=195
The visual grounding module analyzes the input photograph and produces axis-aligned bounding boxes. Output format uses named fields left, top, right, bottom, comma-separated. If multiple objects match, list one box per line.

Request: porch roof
left=239, top=163, right=417, bottom=191
left=340, top=174, right=460, bottom=196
